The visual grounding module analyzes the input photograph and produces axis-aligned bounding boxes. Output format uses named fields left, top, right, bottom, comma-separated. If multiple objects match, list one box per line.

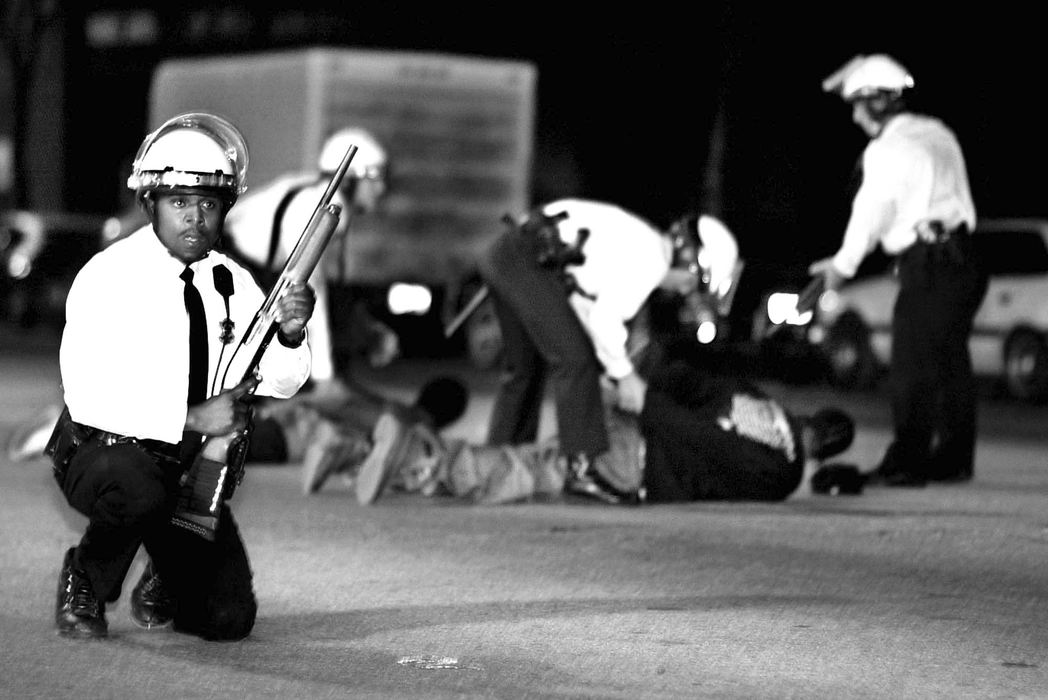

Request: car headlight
left=386, top=283, right=432, bottom=316
left=696, top=320, right=718, bottom=344
left=766, top=292, right=813, bottom=326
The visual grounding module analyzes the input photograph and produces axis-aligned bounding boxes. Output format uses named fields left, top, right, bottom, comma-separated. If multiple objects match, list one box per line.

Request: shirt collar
left=874, top=112, right=908, bottom=141
left=130, top=225, right=213, bottom=275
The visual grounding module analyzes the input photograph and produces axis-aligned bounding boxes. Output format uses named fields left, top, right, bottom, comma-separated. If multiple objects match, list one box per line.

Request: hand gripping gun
left=170, top=144, right=358, bottom=540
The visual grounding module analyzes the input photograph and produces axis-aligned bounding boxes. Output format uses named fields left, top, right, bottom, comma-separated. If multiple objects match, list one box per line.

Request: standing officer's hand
left=808, top=257, right=848, bottom=292
left=615, top=372, right=648, bottom=414
left=185, top=375, right=259, bottom=435
left=275, top=282, right=316, bottom=342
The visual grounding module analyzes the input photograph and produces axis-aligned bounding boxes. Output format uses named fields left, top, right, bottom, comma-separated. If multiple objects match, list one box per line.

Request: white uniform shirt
left=832, top=113, right=976, bottom=278
left=60, top=226, right=311, bottom=444
left=224, top=173, right=350, bottom=381
left=543, top=199, right=671, bottom=380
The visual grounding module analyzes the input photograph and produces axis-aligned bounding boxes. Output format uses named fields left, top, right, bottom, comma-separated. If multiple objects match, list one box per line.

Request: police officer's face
left=352, top=176, right=387, bottom=214
left=150, top=190, right=226, bottom=263
left=659, top=268, right=700, bottom=296
left=851, top=100, right=882, bottom=138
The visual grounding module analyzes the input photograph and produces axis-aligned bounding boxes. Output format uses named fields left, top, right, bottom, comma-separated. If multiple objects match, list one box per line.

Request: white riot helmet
left=127, top=112, right=249, bottom=206
left=667, top=213, right=743, bottom=314
left=823, top=54, right=914, bottom=102
left=318, top=127, right=388, bottom=181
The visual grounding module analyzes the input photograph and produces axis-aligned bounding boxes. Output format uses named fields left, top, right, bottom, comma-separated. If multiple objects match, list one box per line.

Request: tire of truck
left=821, top=312, right=879, bottom=390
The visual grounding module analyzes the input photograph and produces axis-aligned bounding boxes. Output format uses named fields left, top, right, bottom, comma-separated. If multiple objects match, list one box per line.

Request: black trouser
left=60, top=440, right=257, bottom=640
left=478, top=231, right=609, bottom=458
left=885, top=231, right=988, bottom=479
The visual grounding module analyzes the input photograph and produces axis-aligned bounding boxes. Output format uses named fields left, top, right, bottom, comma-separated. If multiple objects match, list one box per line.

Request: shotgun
left=171, top=144, right=358, bottom=540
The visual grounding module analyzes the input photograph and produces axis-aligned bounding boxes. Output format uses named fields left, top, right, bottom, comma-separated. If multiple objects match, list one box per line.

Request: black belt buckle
left=94, top=430, right=181, bottom=465
left=95, top=430, right=135, bottom=447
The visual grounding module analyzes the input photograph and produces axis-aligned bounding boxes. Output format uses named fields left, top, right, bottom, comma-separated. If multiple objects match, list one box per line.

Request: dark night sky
left=72, top=4, right=1048, bottom=278
left=306, top=5, right=1048, bottom=267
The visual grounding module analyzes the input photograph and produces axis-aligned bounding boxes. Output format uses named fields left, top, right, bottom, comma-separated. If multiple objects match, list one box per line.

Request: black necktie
left=180, top=266, right=209, bottom=405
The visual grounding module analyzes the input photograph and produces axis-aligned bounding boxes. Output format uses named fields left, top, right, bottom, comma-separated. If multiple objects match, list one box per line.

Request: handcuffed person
left=320, top=360, right=857, bottom=506
left=238, top=374, right=469, bottom=502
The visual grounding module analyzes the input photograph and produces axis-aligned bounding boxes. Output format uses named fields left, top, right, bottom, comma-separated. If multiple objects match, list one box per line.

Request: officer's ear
left=138, top=191, right=157, bottom=220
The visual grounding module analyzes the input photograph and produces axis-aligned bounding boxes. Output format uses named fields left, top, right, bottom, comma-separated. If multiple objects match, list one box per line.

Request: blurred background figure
left=223, top=126, right=399, bottom=396
left=245, top=374, right=470, bottom=500
left=810, top=54, right=986, bottom=487
left=628, top=211, right=743, bottom=371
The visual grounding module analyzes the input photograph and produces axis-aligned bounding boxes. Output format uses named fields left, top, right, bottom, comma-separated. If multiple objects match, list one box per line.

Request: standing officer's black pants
left=60, top=440, right=257, bottom=640
left=884, top=232, right=988, bottom=480
left=477, top=231, right=609, bottom=459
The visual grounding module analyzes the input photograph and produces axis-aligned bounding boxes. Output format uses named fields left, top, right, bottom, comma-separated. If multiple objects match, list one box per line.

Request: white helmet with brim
left=128, top=112, right=249, bottom=204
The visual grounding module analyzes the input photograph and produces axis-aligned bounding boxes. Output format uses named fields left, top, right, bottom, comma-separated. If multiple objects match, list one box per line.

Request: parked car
left=803, top=218, right=1048, bottom=402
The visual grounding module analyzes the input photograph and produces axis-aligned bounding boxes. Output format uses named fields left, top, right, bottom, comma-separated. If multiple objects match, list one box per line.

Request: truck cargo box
left=148, top=47, right=536, bottom=290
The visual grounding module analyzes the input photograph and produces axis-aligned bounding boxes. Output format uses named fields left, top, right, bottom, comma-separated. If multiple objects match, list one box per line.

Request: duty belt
left=899, top=220, right=971, bottom=270
left=915, top=220, right=968, bottom=244
left=91, top=429, right=182, bottom=463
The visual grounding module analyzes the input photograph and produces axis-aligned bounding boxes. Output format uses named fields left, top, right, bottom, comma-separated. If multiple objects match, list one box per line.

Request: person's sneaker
left=130, top=561, right=174, bottom=629
left=391, top=421, right=446, bottom=496
left=562, top=453, right=640, bottom=505
left=355, top=411, right=412, bottom=505
left=279, top=403, right=323, bottom=463
left=7, top=403, right=62, bottom=462
left=55, top=548, right=108, bottom=639
left=301, top=421, right=371, bottom=495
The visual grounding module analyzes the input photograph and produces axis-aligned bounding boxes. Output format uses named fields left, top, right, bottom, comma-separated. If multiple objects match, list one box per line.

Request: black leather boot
left=130, top=560, right=174, bottom=629
left=55, top=547, right=108, bottom=639
left=562, top=453, right=640, bottom=505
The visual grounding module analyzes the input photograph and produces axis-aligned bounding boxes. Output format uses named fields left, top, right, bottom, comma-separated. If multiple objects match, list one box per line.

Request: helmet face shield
left=666, top=214, right=743, bottom=317
left=668, top=215, right=709, bottom=288
left=130, top=169, right=238, bottom=193
left=824, top=54, right=914, bottom=102
left=128, top=112, right=249, bottom=203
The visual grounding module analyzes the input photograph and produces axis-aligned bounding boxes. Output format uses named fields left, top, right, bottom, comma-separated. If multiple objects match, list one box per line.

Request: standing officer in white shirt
left=477, top=198, right=736, bottom=503
left=50, top=112, right=316, bottom=640
left=223, top=127, right=397, bottom=393
left=810, top=55, right=988, bottom=487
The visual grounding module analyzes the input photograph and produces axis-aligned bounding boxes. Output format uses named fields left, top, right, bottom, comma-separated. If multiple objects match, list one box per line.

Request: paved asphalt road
left=2, top=332, right=1047, bottom=699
